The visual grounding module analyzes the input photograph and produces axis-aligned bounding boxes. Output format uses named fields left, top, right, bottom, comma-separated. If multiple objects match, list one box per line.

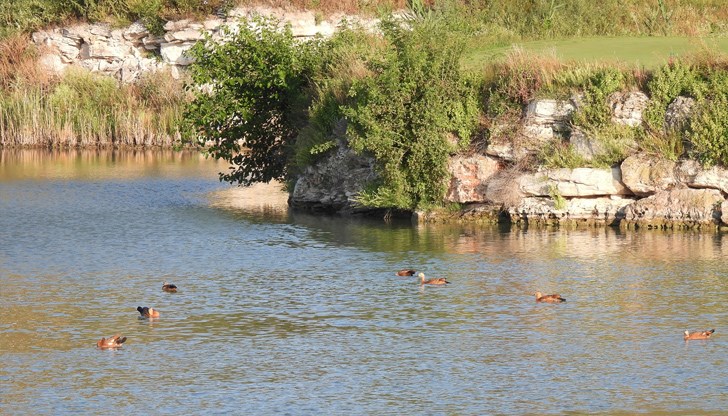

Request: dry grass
left=0, top=34, right=53, bottom=90
left=238, top=0, right=408, bottom=15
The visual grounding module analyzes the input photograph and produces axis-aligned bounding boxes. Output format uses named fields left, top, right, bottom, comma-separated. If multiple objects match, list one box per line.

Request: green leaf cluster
left=184, top=15, right=325, bottom=185
left=342, top=14, right=480, bottom=209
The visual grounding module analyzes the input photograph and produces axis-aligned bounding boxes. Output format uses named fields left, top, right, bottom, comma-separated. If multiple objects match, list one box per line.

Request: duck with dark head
left=137, top=306, right=160, bottom=318
left=162, top=282, right=178, bottom=293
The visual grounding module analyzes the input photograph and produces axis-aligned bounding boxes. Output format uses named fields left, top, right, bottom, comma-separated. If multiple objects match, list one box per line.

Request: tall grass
left=0, top=35, right=188, bottom=148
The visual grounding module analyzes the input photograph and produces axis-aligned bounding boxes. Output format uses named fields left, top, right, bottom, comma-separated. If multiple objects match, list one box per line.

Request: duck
left=534, top=292, right=566, bottom=303
left=418, top=272, right=450, bottom=285
left=97, top=334, right=127, bottom=349
left=396, top=269, right=416, bottom=276
left=137, top=306, right=160, bottom=318
left=162, top=281, right=178, bottom=293
left=684, top=329, right=715, bottom=340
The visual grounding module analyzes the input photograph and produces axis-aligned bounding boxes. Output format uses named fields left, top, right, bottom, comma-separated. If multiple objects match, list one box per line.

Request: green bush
left=185, top=15, right=327, bottom=185
left=686, top=70, right=728, bottom=166
left=643, top=61, right=705, bottom=133
left=571, top=68, right=623, bottom=130
left=343, top=13, right=481, bottom=209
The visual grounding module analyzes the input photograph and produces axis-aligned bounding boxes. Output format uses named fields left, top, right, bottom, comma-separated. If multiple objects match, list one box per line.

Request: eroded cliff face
left=290, top=94, right=728, bottom=230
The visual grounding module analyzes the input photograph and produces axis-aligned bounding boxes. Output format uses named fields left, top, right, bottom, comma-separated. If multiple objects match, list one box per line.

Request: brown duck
left=137, top=306, right=160, bottom=318
left=534, top=292, right=566, bottom=303
left=162, top=281, right=178, bottom=293
left=97, top=335, right=127, bottom=349
left=418, top=272, right=450, bottom=285
left=396, top=269, right=416, bottom=276
left=684, top=329, right=715, bottom=340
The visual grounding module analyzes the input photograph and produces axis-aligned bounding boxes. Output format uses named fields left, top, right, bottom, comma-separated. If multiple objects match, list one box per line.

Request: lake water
left=1, top=150, right=726, bottom=415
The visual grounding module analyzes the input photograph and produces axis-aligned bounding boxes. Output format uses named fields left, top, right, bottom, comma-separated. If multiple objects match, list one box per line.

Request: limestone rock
left=290, top=139, right=377, bottom=213
left=508, top=196, right=634, bottom=226
left=123, top=21, right=149, bottom=41
left=569, top=128, right=605, bottom=161
left=665, top=96, right=696, bottom=132
left=622, top=188, right=723, bottom=228
left=160, top=42, right=196, bottom=66
left=38, top=53, right=66, bottom=74
left=522, top=99, right=575, bottom=141
left=518, top=167, right=632, bottom=198
left=620, top=153, right=678, bottom=196
left=445, top=154, right=501, bottom=203
left=676, top=159, right=728, bottom=194
left=610, top=91, right=649, bottom=127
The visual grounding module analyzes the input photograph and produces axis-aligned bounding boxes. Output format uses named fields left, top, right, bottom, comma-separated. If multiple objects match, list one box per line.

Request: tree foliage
left=185, top=15, right=323, bottom=185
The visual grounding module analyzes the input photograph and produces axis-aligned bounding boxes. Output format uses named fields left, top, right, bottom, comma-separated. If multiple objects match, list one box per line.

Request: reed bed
left=0, top=35, right=188, bottom=149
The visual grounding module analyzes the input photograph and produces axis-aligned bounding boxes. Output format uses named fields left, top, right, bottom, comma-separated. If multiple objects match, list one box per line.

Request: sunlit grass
left=463, top=36, right=728, bottom=71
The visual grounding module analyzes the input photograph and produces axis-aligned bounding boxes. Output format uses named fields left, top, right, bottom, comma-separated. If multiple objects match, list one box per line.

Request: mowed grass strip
left=463, top=36, right=728, bottom=70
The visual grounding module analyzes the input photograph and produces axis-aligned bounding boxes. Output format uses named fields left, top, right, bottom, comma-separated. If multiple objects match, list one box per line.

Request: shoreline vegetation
left=4, top=1, right=728, bottom=222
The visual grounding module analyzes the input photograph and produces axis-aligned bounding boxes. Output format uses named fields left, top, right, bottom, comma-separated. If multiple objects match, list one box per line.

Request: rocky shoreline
left=29, top=10, right=728, bottom=230
left=289, top=95, right=728, bottom=231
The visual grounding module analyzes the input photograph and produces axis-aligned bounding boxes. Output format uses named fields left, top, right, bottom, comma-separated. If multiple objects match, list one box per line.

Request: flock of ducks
left=397, top=269, right=716, bottom=342
left=99, top=273, right=716, bottom=347
left=96, top=281, right=177, bottom=349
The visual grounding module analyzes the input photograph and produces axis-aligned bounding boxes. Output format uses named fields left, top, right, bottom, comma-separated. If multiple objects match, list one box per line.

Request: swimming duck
left=97, top=335, right=127, bottom=349
left=162, top=282, right=178, bottom=293
left=534, top=292, right=566, bottom=303
left=137, top=306, right=160, bottom=318
left=396, top=269, right=416, bottom=276
left=684, top=329, right=715, bottom=340
left=418, top=272, right=450, bottom=285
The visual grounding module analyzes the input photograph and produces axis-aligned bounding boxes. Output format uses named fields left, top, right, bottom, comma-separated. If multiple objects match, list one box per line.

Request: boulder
left=522, top=99, right=575, bottom=141
left=508, top=195, right=633, bottom=226
left=570, top=128, right=605, bottom=161
left=621, top=188, right=723, bottom=228
left=445, top=154, right=501, bottom=203
left=290, top=135, right=377, bottom=213
left=664, top=96, right=696, bottom=132
left=676, top=159, right=728, bottom=194
left=518, top=167, right=632, bottom=198
left=160, top=42, right=196, bottom=66
left=620, top=153, right=678, bottom=196
left=609, top=91, right=649, bottom=127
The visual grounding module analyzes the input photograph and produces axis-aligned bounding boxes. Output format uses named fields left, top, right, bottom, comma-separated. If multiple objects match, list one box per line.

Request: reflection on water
left=0, top=148, right=223, bottom=181
left=1, top=150, right=727, bottom=415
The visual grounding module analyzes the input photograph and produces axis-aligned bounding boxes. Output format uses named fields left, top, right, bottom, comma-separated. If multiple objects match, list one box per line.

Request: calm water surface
left=1, top=150, right=727, bottom=415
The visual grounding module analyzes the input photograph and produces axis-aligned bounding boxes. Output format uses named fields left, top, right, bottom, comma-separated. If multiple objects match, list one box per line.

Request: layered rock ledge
left=290, top=94, right=728, bottom=231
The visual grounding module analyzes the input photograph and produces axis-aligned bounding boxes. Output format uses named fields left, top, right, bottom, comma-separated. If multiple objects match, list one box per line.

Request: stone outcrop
left=32, top=7, right=378, bottom=82
left=289, top=139, right=377, bottom=214
left=445, top=155, right=500, bottom=203
left=620, top=154, right=678, bottom=196
left=665, top=96, right=696, bottom=131
left=518, top=167, right=632, bottom=198
left=32, top=9, right=728, bottom=230
left=609, top=91, right=649, bottom=127
left=291, top=82, right=728, bottom=229
left=621, top=188, right=723, bottom=229
left=522, top=99, right=575, bottom=142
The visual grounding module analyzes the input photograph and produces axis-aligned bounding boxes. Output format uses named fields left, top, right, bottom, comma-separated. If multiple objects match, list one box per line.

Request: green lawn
left=463, top=36, right=728, bottom=70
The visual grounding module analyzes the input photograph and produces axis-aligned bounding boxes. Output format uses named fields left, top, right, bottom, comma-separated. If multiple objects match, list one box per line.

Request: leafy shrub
left=185, top=15, right=326, bottom=185
left=342, top=13, right=481, bottom=209
left=571, top=68, right=623, bottom=130
left=643, top=61, right=705, bottom=132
